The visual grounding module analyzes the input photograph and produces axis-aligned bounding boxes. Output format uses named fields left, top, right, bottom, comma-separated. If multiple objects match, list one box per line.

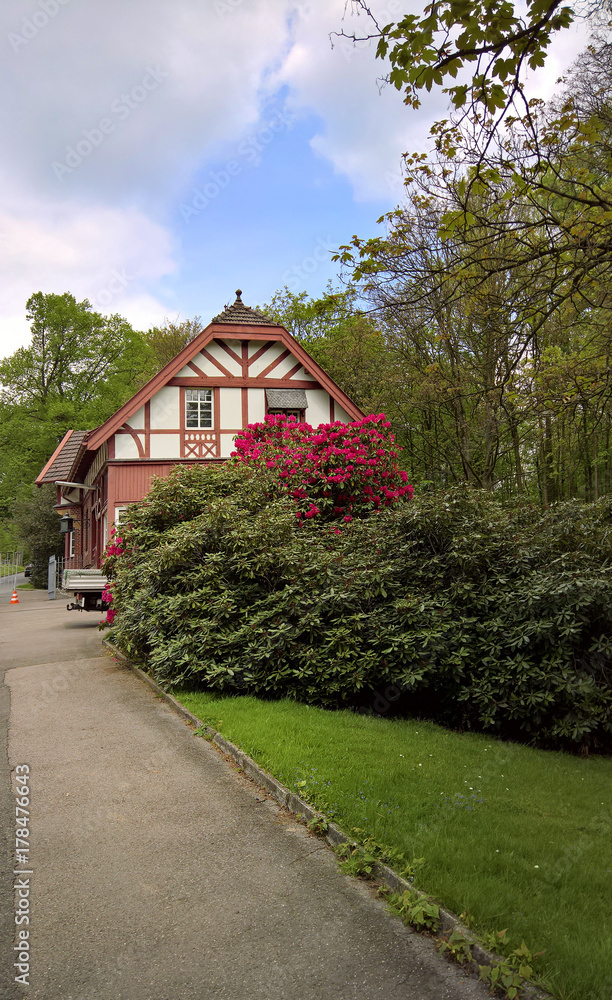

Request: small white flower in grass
left=534, top=865, right=539, bottom=868
left=418, top=763, right=422, bottom=767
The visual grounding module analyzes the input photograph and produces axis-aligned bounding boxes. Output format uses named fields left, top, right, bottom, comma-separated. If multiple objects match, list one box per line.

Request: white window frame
left=185, top=388, right=213, bottom=429
left=114, top=506, right=131, bottom=526
left=268, top=408, right=304, bottom=422
left=69, top=531, right=75, bottom=558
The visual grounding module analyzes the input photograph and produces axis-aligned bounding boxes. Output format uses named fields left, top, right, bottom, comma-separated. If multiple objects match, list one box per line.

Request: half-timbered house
left=36, top=291, right=364, bottom=568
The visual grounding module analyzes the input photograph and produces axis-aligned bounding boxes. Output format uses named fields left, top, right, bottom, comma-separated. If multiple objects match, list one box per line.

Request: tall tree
left=262, top=285, right=397, bottom=416
left=0, top=291, right=150, bottom=542
left=0, top=292, right=148, bottom=413
left=139, top=316, right=202, bottom=383
left=13, top=485, right=64, bottom=588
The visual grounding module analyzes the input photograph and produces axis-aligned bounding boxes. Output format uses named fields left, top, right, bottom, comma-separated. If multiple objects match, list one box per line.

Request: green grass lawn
left=0, top=565, right=24, bottom=577
left=175, top=690, right=611, bottom=1000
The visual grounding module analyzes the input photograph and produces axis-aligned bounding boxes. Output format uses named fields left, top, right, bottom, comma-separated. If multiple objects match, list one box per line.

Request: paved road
left=0, top=590, right=489, bottom=1000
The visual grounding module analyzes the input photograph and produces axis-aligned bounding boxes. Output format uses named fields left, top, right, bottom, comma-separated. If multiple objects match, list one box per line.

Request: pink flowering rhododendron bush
left=231, top=413, right=413, bottom=524
left=102, top=458, right=612, bottom=751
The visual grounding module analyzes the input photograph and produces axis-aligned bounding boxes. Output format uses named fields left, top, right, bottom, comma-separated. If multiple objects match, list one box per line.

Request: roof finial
left=235, top=288, right=242, bottom=301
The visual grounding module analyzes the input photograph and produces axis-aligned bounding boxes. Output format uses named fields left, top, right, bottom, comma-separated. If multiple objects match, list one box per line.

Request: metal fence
left=0, top=551, right=24, bottom=603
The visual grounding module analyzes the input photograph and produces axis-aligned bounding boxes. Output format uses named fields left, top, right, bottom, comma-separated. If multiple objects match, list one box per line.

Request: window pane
left=185, top=389, right=213, bottom=428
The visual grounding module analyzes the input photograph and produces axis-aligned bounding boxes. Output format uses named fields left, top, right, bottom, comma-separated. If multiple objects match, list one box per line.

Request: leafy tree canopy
left=141, top=315, right=202, bottom=382
left=343, top=0, right=583, bottom=118
left=0, top=291, right=152, bottom=545
left=13, top=485, right=64, bottom=588
left=0, top=292, right=147, bottom=415
left=262, top=284, right=397, bottom=414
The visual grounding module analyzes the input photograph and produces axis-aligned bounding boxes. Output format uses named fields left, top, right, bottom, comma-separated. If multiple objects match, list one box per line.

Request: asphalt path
left=0, top=590, right=490, bottom=1000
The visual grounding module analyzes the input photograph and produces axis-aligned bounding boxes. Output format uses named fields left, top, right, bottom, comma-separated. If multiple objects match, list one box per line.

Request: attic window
left=266, top=389, right=307, bottom=421
left=186, top=389, right=213, bottom=428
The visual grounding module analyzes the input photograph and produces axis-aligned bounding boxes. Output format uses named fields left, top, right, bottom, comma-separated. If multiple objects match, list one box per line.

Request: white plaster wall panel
left=150, top=386, right=179, bottom=429
left=175, top=352, right=211, bottom=376
left=193, top=351, right=220, bottom=377
left=220, top=433, right=238, bottom=458
left=266, top=351, right=301, bottom=379
left=248, top=388, right=266, bottom=424
left=335, top=404, right=351, bottom=425
left=248, top=341, right=284, bottom=377
left=290, top=365, right=316, bottom=381
left=126, top=406, right=145, bottom=429
left=114, top=434, right=139, bottom=460
left=305, top=390, right=331, bottom=426
left=210, top=340, right=241, bottom=375
left=248, top=340, right=265, bottom=358
left=220, top=387, right=242, bottom=429
left=149, top=434, right=181, bottom=459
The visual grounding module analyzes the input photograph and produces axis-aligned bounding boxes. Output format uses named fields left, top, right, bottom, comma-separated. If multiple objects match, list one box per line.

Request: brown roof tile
left=38, top=430, right=89, bottom=484
left=211, top=289, right=276, bottom=326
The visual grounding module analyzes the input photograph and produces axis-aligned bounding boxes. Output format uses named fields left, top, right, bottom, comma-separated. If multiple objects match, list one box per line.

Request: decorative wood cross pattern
left=182, top=432, right=218, bottom=458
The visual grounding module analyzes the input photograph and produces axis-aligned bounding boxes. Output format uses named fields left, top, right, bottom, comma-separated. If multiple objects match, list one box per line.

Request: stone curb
left=103, top=638, right=550, bottom=999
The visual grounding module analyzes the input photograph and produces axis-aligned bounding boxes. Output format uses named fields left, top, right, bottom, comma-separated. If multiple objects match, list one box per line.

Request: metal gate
left=48, top=555, right=65, bottom=600
left=48, top=555, right=56, bottom=600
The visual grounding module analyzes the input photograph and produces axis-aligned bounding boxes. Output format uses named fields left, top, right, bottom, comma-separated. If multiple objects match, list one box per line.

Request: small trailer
left=62, top=568, right=109, bottom=612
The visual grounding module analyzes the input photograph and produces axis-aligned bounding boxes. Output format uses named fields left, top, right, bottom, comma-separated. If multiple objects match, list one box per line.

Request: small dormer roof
left=36, top=429, right=89, bottom=486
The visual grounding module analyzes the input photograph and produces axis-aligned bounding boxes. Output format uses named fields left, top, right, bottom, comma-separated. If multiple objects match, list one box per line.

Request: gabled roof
left=85, top=294, right=364, bottom=452
left=35, top=430, right=89, bottom=486
left=212, top=290, right=271, bottom=325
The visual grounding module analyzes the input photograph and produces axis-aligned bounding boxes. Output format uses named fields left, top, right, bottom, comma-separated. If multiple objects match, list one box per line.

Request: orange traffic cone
left=10, top=590, right=19, bottom=604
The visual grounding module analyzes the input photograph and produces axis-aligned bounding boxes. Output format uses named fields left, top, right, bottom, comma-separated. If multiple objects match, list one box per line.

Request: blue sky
left=0, top=0, right=590, bottom=355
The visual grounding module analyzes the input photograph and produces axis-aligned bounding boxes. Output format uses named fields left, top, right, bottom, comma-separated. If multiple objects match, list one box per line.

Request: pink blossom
left=231, top=411, right=413, bottom=524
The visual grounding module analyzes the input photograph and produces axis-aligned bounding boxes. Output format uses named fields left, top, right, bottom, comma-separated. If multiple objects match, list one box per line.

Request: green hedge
left=106, top=466, right=612, bottom=752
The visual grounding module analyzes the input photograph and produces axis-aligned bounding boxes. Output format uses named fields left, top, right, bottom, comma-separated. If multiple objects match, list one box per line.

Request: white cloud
left=0, top=0, right=296, bottom=354
left=1, top=0, right=292, bottom=203
left=0, top=0, right=596, bottom=360
left=274, top=1, right=437, bottom=202
left=0, top=196, right=175, bottom=353
left=522, top=14, right=592, bottom=100
left=275, top=1, right=593, bottom=201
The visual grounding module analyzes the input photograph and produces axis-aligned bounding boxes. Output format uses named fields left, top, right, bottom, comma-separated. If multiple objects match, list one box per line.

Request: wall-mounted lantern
left=59, top=515, right=74, bottom=534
